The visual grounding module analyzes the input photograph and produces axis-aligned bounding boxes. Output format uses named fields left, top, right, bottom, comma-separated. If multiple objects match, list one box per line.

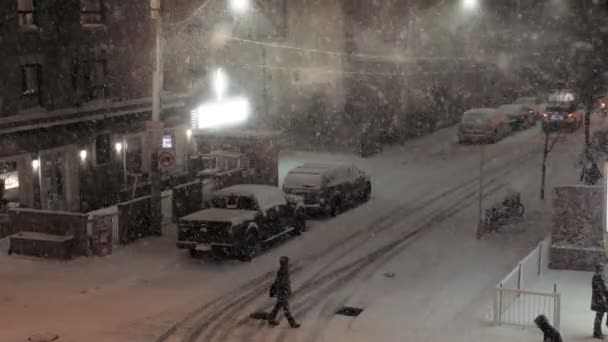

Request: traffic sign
left=159, top=150, right=175, bottom=168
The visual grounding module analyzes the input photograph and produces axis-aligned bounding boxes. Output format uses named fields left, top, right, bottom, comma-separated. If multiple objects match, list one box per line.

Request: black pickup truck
left=177, top=184, right=306, bottom=261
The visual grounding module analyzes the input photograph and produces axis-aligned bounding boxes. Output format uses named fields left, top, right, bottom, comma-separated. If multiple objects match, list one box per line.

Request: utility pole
left=476, top=144, right=484, bottom=239
left=540, top=130, right=561, bottom=200
left=540, top=131, right=549, bottom=200
left=149, top=0, right=163, bottom=235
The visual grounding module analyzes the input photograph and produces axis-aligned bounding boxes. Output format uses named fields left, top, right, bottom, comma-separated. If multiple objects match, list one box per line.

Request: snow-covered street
left=0, top=122, right=592, bottom=341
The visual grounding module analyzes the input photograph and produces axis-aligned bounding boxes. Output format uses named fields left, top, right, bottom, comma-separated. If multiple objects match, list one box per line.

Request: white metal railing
left=495, top=286, right=561, bottom=329
left=87, top=190, right=175, bottom=245
left=494, top=236, right=560, bottom=328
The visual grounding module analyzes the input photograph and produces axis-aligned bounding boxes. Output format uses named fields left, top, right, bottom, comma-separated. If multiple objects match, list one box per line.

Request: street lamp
left=213, top=68, right=228, bottom=100
left=229, top=0, right=249, bottom=14
left=462, top=0, right=479, bottom=11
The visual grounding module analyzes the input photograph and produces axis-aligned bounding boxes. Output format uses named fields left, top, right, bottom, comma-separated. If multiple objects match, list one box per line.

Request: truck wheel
left=238, top=232, right=260, bottom=262
left=189, top=249, right=203, bottom=258
left=329, top=198, right=341, bottom=217
left=292, top=218, right=306, bottom=236
left=362, top=183, right=372, bottom=202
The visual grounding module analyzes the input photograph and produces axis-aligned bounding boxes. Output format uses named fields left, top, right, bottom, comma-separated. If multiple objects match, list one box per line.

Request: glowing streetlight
left=213, top=68, right=227, bottom=100
left=186, top=129, right=193, bottom=139
left=79, top=150, right=88, bottom=162
left=31, top=159, right=40, bottom=170
left=462, top=0, right=479, bottom=11
left=115, top=142, right=123, bottom=153
left=229, top=0, right=249, bottom=14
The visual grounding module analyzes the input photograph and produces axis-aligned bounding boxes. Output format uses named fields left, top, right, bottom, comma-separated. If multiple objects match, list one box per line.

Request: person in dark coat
left=268, top=256, right=300, bottom=328
left=534, top=314, right=563, bottom=342
left=592, top=263, right=608, bottom=339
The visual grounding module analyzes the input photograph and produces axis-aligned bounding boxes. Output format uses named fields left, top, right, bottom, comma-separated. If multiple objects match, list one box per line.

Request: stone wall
left=549, top=185, right=606, bottom=271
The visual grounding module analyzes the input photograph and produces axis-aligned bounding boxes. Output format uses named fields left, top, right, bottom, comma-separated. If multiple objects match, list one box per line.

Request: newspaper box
left=92, top=215, right=113, bottom=256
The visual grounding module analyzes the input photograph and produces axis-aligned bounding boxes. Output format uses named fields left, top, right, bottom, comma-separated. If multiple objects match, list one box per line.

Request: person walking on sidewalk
left=592, top=263, right=608, bottom=339
left=534, top=314, right=563, bottom=342
left=268, top=256, right=300, bottom=328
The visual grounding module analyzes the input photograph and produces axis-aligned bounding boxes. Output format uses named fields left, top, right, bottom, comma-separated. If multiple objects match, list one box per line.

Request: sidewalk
left=529, top=269, right=599, bottom=341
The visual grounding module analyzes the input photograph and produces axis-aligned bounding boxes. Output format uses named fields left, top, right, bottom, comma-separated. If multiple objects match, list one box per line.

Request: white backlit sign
left=162, top=135, right=173, bottom=149
left=191, top=96, right=251, bottom=129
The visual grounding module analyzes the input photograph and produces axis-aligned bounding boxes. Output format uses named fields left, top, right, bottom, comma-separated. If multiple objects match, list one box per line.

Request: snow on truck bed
left=179, top=208, right=257, bottom=225
left=214, top=184, right=287, bottom=211
left=283, top=163, right=352, bottom=189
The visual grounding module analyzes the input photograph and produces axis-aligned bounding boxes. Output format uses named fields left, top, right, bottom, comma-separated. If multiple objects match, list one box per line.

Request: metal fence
left=494, top=236, right=560, bottom=328
left=87, top=190, right=175, bottom=245
left=161, top=190, right=173, bottom=226
left=495, top=285, right=560, bottom=329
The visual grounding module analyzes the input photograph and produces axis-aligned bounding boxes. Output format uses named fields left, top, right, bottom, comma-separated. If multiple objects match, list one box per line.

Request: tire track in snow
left=156, top=130, right=558, bottom=342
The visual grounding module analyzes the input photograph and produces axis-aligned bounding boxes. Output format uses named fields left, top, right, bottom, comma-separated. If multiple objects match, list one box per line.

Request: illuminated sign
left=162, top=135, right=173, bottom=149
left=191, top=96, right=251, bottom=129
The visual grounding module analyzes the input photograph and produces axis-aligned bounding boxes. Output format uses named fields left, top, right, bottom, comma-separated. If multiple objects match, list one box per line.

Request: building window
left=86, top=59, right=108, bottom=100
left=0, top=161, right=19, bottom=203
left=80, top=0, right=103, bottom=25
left=17, top=0, right=37, bottom=27
left=21, top=63, right=42, bottom=109
left=95, top=133, right=111, bottom=165
left=74, top=59, right=108, bottom=101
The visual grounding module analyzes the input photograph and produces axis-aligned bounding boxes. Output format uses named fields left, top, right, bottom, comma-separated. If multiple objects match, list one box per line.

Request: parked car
left=176, top=184, right=306, bottom=261
left=514, top=96, right=544, bottom=118
left=282, top=163, right=371, bottom=216
left=498, top=104, right=537, bottom=130
left=457, top=108, right=512, bottom=144
left=541, top=101, right=584, bottom=133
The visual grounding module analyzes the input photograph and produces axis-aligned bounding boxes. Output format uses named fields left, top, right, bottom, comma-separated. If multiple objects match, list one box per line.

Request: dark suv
left=177, top=185, right=306, bottom=261
left=282, top=163, right=371, bottom=216
left=541, top=102, right=584, bottom=132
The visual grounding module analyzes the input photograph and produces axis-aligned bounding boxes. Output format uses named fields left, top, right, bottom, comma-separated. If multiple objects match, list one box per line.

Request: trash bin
left=91, top=215, right=112, bottom=257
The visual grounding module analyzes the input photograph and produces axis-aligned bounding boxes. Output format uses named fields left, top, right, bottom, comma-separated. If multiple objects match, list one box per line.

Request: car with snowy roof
left=176, top=184, right=306, bottom=261
left=282, top=163, right=371, bottom=216
left=457, top=108, right=512, bottom=144
left=497, top=104, right=537, bottom=130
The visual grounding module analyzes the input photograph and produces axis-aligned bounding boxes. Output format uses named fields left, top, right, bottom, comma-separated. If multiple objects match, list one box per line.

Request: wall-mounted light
left=79, top=149, right=88, bottom=162
left=115, top=142, right=123, bottom=153
left=32, top=159, right=40, bottom=170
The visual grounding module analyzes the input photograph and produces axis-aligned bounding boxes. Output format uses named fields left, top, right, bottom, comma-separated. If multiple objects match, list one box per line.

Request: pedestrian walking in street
left=534, top=314, right=563, bottom=342
left=268, top=256, right=300, bottom=328
left=592, top=263, right=608, bottom=339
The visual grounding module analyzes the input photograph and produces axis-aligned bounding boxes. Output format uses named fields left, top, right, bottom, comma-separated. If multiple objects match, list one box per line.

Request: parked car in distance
left=458, top=108, right=512, bottom=144
left=176, top=184, right=306, bottom=261
left=498, top=104, right=537, bottom=130
left=514, top=96, right=544, bottom=117
left=282, top=163, right=371, bottom=216
left=541, top=101, right=584, bottom=133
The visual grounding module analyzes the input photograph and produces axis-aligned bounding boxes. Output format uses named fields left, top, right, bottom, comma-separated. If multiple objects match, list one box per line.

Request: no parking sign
left=159, top=150, right=175, bottom=169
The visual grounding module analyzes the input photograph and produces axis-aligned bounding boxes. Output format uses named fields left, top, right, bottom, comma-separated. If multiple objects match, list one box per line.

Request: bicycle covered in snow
left=477, top=192, right=525, bottom=238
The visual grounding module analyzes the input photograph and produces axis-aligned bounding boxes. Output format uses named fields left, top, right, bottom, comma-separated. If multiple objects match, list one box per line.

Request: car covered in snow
left=497, top=104, right=537, bottom=130
left=282, top=163, right=371, bottom=216
left=458, top=108, right=512, bottom=144
left=176, top=184, right=306, bottom=261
